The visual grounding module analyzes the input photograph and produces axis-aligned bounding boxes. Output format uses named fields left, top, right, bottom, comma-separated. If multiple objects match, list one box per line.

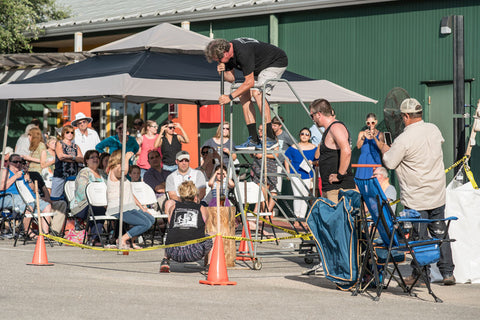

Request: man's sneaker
left=159, top=258, right=170, bottom=273
left=235, top=137, right=260, bottom=150
left=443, top=274, right=456, bottom=286
left=302, top=263, right=323, bottom=275
left=256, top=137, right=279, bottom=150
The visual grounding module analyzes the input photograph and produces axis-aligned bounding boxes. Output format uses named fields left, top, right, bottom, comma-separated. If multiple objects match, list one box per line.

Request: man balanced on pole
left=205, top=38, right=288, bottom=150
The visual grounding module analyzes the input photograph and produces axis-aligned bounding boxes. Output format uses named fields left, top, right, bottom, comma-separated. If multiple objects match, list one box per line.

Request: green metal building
left=2, top=0, right=479, bottom=182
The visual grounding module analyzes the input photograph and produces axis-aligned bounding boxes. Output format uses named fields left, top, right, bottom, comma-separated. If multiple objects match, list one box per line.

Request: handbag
left=64, top=229, right=85, bottom=245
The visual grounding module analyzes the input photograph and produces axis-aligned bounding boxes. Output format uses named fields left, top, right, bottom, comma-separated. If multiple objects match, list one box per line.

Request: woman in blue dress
left=355, top=113, right=384, bottom=179
left=284, top=128, right=317, bottom=219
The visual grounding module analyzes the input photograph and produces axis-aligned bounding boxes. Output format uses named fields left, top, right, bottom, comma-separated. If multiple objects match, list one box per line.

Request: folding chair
left=234, top=181, right=278, bottom=243
left=0, top=193, right=22, bottom=239
left=131, top=181, right=168, bottom=245
left=85, top=181, right=117, bottom=247
left=306, top=190, right=361, bottom=288
left=59, top=180, right=77, bottom=236
left=15, top=180, right=55, bottom=246
left=354, top=177, right=457, bottom=302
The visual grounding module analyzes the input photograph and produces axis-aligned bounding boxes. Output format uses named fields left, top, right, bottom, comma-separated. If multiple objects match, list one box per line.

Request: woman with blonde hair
left=106, top=150, right=154, bottom=249
left=160, top=181, right=212, bottom=272
left=51, top=125, right=83, bottom=200
left=201, top=121, right=236, bottom=166
left=355, top=113, right=384, bottom=179
left=23, top=127, right=46, bottom=174
left=40, top=136, right=57, bottom=191
left=136, top=120, right=161, bottom=176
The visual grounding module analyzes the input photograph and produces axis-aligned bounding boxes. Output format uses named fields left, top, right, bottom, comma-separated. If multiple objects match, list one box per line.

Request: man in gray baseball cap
left=381, top=98, right=455, bottom=286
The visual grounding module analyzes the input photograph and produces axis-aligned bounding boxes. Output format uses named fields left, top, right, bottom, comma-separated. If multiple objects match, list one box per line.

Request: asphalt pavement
left=1, top=236, right=479, bottom=320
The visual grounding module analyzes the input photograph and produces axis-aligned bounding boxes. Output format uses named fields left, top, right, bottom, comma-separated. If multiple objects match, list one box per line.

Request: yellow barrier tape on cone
left=41, top=233, right=217, bottom=252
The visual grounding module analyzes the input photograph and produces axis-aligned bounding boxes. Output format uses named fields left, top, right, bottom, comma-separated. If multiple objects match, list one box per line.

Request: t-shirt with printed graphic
left=165, top=201, right=206, bottom=245
left=225, top=38, right=288, bottom=76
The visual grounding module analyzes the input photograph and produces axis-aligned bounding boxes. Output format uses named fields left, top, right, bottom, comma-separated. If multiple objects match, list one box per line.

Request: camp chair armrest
left=397, top=216, right=458, bottom=223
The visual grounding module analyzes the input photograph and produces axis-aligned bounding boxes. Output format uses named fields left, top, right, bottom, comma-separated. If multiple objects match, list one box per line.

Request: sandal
left=28, top=232, right=38, bottom=240
left=131, top=243, right=142, bottom=249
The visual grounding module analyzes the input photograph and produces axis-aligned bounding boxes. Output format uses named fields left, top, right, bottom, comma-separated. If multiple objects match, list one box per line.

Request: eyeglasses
left=310, top=112, right=318, bottom=119
left=366, top=121, right=377, bottom=125
left=178, top=159, right=189, bottom=163
left=65, top=131, right=74, bottom=134
left=168, top=126, right=175, bottom=130
left=223, top=127, right=230, bottom=131
left=300, top=132, right=310, bottom=136
left=10, top=160, right=24, bottom=164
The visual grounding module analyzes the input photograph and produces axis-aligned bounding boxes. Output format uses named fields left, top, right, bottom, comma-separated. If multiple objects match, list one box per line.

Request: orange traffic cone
left=27, top=235, right=54, bottom=266
left=236, top=226, right=253, bottom=261
left=199, top=235, right=236, bottom=286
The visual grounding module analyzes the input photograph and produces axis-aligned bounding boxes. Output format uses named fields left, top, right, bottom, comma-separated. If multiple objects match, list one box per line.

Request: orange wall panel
left=176, top=104, right=199, bottom=167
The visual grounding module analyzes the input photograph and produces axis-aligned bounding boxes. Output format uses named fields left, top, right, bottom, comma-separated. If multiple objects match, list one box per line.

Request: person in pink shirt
left=136, top=120, right=161, bottom=177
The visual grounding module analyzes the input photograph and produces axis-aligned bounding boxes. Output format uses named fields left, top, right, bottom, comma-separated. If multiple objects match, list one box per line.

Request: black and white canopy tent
left=0, top=23, right=377, bottom=238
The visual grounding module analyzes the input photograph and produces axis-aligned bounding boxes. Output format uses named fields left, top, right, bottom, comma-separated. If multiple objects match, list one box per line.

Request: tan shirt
left=383, top=120, right=445, bottom=210
left=106, top=172, right=139, bottom=216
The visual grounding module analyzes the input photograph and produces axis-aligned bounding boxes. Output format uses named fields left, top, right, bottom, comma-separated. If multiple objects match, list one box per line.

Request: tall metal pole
left=1, top=100, right=11, bottom=169
left=118, top=97, right=128, bottom=248
left=453, top=15, right=465, bottom=163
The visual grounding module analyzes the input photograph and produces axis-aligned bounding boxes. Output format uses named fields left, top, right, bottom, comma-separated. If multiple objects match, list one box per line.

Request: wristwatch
left=228, top=94, right=234, bottom=101
left=337, top=172, right=347, bottom=181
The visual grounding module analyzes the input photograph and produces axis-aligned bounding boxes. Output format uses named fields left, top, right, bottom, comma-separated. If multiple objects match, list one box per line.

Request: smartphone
left=384, top=132, right=392, bottom=146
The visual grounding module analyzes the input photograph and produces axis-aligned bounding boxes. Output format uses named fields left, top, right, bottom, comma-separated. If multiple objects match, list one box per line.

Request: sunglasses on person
left=168, top=126, right=175, bottom=130
left=223, top=127, right=230, bottom=131
left=310, top=112, right=318, bottom=119
left=178, top=159, right=189, bottom=163
left=65, top=131, right=74, bottom=134
left=10, top=160, right=25, bottom=164
left=300, top=132, right=310, bottom=136
left=117, top=126, right=123, bottom=131
left=366, top=121, right=377, bottom=125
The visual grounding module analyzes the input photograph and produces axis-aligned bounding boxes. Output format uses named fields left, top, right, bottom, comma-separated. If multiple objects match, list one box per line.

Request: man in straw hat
left=72, top=112, right=100, bottom=155
left=381, top=98, right=455, bottom=286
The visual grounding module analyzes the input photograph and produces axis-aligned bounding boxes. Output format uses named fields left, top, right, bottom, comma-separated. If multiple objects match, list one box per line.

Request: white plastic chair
left=15, top=180, right=55, bottom=246
left=234, top=181, right=276, bottom=241
left=131, top=181, right=167, bottom=245
left=85, top=182, right=116, bottom=246
left=64, top=180, right=76, bottom=203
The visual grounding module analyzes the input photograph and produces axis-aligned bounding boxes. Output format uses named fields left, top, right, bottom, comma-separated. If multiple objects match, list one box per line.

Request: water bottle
left=399, top=210, right=412, bottom=230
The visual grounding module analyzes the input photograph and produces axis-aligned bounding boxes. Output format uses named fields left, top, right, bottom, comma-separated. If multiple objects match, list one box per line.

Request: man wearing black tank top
left=310, top=99, right=356, bottom=203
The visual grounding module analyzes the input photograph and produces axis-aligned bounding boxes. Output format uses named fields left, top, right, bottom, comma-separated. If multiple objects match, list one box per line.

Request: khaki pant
left=324, top=188, right=356, bottom=204
left=50, top=200, right=67, bottom=233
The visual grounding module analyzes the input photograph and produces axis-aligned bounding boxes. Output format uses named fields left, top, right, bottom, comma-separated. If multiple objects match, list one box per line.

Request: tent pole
left=1, top=100, right=12, bottom=169
left=118, top=97, right=128, bottom=248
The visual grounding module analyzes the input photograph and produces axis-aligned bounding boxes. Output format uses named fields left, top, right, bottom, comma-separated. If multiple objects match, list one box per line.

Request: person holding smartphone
left=355, top=113, right=384, bottom=179
left=154, top=120, right=189, bottom=172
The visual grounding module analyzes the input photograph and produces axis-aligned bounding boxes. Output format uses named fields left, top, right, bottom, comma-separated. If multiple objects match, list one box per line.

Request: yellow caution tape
left=445, top=156, right=467, bottom=174
left=41, top=233, right=217, bottom=252
left=223, top=233, right=312, bottom=243
left=464, top=164, right=479, bottom=189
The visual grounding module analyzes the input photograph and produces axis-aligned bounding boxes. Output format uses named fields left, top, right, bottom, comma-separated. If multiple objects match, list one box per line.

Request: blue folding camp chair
left=354, top=177, right=457, bottom=302
left=307, top=190, right=362, bottom=290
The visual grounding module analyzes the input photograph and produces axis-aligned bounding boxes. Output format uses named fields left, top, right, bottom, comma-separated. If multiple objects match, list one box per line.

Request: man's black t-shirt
left=225, top=38, right=288, bottom=76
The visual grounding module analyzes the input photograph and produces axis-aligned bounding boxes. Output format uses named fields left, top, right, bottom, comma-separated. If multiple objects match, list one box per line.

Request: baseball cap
left=400, top=98, right=422, bottom=113
left=176, top=150, right=190, bottom=161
